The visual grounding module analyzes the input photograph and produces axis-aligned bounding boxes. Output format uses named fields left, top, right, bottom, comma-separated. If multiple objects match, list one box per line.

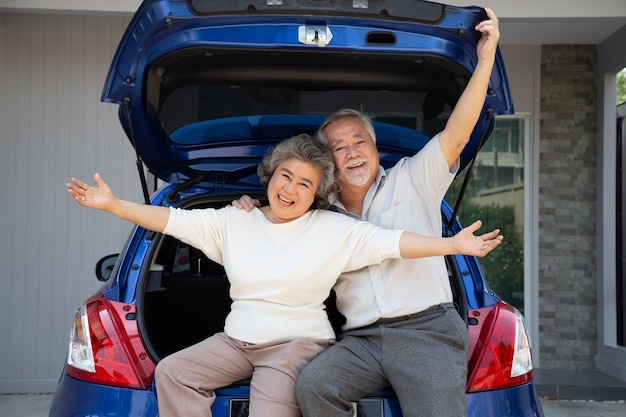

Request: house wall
left=500, top=37, right=626, bottom=377
left=477, top=44, right=604, bottom=371
left=597, top=24, right=626, bottom=381
left=0, top=12, right=139, bottom=393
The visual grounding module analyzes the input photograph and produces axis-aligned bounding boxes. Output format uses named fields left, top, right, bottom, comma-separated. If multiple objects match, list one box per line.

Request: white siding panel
left=0, top=12, right=135, bottom=393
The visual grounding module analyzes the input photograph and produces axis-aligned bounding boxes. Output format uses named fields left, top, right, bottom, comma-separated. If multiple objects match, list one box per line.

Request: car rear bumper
left=48, top=372, right=158, bottom=417
left=466, top=382, right=545, bottom=417
left=49, top=371, right=543, bottom=417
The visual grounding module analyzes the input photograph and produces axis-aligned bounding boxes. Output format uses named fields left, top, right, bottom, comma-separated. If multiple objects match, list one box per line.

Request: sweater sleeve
left=318, top=211, right=404, bottom=272
left=163, top=206, right=225, bottom=264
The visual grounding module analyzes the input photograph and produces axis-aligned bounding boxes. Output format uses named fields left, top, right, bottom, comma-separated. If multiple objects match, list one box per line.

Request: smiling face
left=322, top=117, right=379, bottom=192
left=265, top=158, right=321, bottom=223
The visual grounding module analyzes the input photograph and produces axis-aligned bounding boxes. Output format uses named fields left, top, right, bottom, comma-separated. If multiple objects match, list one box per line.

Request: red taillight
left=66, top=293, right=155, bottom=389
left=467, top=301, right=534, bottom=392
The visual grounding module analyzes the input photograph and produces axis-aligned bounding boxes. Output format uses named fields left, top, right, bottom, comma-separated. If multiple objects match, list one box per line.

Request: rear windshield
left=160, top=85, right=451, bottom=145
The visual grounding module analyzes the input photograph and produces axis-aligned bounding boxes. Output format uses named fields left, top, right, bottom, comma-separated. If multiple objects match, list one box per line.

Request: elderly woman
left=67, top=134, right=501, bottom=417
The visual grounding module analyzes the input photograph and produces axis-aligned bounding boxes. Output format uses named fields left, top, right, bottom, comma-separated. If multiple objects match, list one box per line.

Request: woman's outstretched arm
left=67, top=173, right=170, bottom=233
left=399, top=220, right=502, bottom=259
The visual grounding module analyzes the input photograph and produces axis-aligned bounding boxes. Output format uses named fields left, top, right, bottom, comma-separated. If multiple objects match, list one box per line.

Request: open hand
left=66, top=173, right=117, bottom=211
left=453, top=220, right=503, bottom=257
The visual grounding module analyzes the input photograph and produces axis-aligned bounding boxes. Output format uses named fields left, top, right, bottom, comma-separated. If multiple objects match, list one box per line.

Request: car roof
left=102, top=0, right=513, bottom=186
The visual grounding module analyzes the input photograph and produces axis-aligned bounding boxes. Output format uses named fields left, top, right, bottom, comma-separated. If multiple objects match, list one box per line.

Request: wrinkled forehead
left=324, top=118, right=372, bottom=144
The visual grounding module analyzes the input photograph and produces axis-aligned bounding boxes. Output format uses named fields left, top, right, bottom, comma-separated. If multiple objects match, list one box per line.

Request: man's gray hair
left=315, top=108, right=377, bottom=147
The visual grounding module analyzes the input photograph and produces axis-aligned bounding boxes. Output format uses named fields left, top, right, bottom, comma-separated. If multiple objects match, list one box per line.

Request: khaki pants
left=155, top=332, right=332, bottom=417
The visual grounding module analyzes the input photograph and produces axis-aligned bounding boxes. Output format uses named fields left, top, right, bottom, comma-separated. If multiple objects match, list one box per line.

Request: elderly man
left=295, top=9, right=500, bottom=417
left=234, top=8, right=501, bottom=417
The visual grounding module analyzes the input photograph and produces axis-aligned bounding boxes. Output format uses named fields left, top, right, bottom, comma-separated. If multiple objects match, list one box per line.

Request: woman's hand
left=67, top=173, right=170, bottom=232
left=453, top=220, right=503, bottom=257
left=67, top=173, right=117, bottom=211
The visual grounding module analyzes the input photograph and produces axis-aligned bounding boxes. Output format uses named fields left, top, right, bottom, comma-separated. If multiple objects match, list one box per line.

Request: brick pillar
left=538, top=45, right=598, bottom=369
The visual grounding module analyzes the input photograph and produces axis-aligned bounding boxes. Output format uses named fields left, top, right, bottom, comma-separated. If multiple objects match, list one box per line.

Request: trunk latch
left=298, top=25, right=333, bottom=47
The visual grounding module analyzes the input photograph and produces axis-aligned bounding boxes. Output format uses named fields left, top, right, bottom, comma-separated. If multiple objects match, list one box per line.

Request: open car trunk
left=135, top=193, right=468, bottom=362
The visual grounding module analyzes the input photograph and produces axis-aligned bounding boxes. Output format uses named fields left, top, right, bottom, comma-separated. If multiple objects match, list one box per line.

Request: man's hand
left=475, top=8, right=500, bottom=63
left=231, top=195, right=261, bottom=212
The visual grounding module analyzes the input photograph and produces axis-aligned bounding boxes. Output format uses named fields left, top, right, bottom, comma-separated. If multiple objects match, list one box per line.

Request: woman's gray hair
left=258, top=134, right=338, bottom=209
left=315, top=108, right=377, bottom=147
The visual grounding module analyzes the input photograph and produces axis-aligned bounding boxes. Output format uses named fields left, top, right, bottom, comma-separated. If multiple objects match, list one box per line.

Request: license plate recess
left=229, top=398, right=384, bottom=417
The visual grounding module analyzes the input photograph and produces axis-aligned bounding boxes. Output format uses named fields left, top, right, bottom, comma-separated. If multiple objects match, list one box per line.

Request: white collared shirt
left=331, top=134, right=460, bottom=330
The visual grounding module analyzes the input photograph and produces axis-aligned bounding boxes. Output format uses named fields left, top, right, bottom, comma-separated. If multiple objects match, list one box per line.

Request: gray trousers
left=155, top=332, right=331, bottom=417
left=296, top=303, right=470, bottom=417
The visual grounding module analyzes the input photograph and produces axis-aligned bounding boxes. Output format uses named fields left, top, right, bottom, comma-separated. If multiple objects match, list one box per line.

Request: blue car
left=49, top=1, right=543, bottom=416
